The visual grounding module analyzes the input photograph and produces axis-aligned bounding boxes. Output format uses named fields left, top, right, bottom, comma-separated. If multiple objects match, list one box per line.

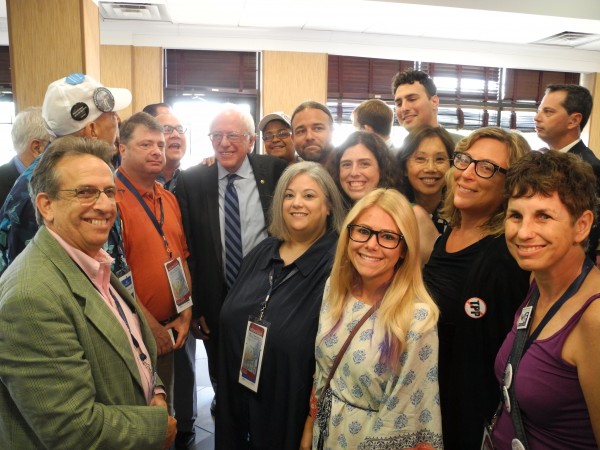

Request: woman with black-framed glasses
left=311, top=188, right=442, bottom=450
left=422, top=127, right=532, bottom=450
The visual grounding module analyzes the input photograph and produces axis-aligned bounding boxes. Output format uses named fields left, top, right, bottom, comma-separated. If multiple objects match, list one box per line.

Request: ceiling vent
left=99, top=2, right=172, bottom=22
left=533, top=31, right=600, bottom=48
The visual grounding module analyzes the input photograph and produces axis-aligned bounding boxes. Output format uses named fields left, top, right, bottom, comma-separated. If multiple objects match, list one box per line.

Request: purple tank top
left=492, top=293, right=600, bottom=450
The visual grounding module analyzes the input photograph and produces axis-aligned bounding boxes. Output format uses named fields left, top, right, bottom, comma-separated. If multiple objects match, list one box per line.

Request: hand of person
left=299, top=415, right=314, bottom=450
left=162, top=415, right=177, bottom=450
left=189, top=316, right=211, bottom=340
left=150, top=322, right=174, bottom=355
left=138, top=302, right=173, bottom=355
left=150, top=392, right=168, bottom=410
left=166, top=307, right=192, bottom=349
left=200, top=156, right=216, bottom=167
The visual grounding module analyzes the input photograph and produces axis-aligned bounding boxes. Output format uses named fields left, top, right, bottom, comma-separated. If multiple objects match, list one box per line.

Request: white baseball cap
left=42, top=73, right=132, bottom=137
left=258, top=112, right=291, bottom=132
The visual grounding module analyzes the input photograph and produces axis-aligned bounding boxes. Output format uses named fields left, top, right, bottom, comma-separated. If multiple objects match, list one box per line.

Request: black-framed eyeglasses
left=58, top=187, right=124, bottom=204
left=347, top=224, right=404, bottom=249
left=452, top=151, right=508, bottom=179
left=262, top=130, right=292, bottom=142
left=163, top=125, right=186, bottom=135
left=208, top=132, right=251, bottom=143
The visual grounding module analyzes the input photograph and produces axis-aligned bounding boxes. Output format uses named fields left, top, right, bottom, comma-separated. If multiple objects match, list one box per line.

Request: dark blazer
left=0, top=157, right=19, bottom=207
left=175, top=154, right=286, bottom=375
left=0, top=226, right=167, bottom=449
left=569, top=140, right=600, bottom=260
left=570, top=140, right=600, bottom=192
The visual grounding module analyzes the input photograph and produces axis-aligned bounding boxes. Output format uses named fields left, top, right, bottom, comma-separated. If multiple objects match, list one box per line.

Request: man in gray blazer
left=176, top=104, right=286, bottom=416
left=0, top=136, right=176, bottom=449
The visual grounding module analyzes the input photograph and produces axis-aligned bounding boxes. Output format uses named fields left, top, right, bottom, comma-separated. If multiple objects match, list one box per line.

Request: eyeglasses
left=452, top=151, right=508, bottom=179
left=58, top=187, right=124, bottom=204
left=262, top=130, right=292, bottom=142
left=163, top=125, right=186, bottom=135
left=347, top=224, right=404, bottom=249
left=410, top=155, right=450, bottom=167
left=208, top=132, right=251, bottom=143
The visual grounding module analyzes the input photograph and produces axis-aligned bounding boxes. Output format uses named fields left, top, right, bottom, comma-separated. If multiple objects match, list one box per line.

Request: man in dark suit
left=0, top=107, right=51, bottom=206
left=176, top=104, right=286, bottom=415
left=535, top=83, right=600, bottom=262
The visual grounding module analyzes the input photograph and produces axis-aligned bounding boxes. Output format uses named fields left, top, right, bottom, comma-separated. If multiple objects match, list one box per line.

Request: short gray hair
left=29, top=136, right=114, bottom=225
left=268, top=161, right=345, bottom=241
left=11, top=107, right=53, bottom=156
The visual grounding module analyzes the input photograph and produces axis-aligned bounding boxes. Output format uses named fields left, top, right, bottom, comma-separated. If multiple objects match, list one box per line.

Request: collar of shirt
left=47, top=227, right=114, bottom=296
left=557, top=138, right=581, bottom=153
left=217, top=154, right=251, bottom=180
left=156, top=167, right=180, bottom=187
left=13, top=156, right=27, bottom=175
left=258, top=231, right=337, bottom=276
left=118, top=167, right=162, bottom=200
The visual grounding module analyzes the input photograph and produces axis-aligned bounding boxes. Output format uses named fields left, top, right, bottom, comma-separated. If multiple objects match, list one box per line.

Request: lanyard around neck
left=257, top=264, right=299, bottom=321
left=117, top=171, right=172, bottom=259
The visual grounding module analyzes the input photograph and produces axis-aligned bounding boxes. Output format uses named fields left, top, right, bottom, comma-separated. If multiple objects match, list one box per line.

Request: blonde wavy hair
left=441, top=127, right=531, bottom=235
left=324, top=188, right=439, bottom=369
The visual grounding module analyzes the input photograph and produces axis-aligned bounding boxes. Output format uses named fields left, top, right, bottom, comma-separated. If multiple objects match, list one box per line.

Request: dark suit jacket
left=0, top=226, right=167, bottom=449
left=569, top=140, right=600, bottom=260
left=0, top=157, right=19, bottom=207
left=176, top=154, right=286, bottom=332
left=570, top=140, right=600, bottom=192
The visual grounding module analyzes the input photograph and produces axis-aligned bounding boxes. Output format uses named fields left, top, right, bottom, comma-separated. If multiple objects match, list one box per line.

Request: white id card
left=516, top=306, right=533, bottom=330
left=164, top=257, right=193, bottom=313
left=118, top=270, right=136, bottom=299
left=238, top=318, right=269, bottom=392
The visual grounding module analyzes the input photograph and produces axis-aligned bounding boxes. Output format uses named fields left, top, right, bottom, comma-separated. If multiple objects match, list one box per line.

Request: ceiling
left=1, top=0, right=600, bottom=72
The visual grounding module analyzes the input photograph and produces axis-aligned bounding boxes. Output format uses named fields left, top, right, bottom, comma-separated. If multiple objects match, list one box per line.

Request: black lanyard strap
left=502, top=257, right=594, bottom=449
left=117, top=171, right=172, bottom=258
left=257, top=264, right=299, bottom=321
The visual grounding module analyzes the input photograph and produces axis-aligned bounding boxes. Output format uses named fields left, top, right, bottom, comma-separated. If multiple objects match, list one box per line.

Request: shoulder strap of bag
left=322, top=302, right=378, bottom=392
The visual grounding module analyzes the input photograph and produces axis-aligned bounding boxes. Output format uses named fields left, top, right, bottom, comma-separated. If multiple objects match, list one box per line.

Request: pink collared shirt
left=48, top=228, right=156, bottom=404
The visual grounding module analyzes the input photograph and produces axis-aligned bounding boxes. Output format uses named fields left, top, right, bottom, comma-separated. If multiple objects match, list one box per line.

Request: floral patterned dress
left=313, top=293, right=443, bottom=450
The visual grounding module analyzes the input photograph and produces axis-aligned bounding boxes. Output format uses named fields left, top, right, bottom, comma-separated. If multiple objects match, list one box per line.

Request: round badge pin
left=464, top=297, right=487, bottom=319
left=503, top=386, right=511, bottom=413
left=65, top=73, right=85, bottom=85
left=511, top=438, right=526, bottom=450
left=93, top=87, right=115, bottom=112
left=504, top=363, right=513, bottom=389
left=71, top=102, right=89, bottom=121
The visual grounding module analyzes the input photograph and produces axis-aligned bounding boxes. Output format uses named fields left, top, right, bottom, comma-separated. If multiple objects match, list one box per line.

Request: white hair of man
left=11, top=107, right=53, bottom=156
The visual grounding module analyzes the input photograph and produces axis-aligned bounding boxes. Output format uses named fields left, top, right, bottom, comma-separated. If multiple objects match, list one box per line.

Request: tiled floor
left=187, top=343, right=215, bottom=450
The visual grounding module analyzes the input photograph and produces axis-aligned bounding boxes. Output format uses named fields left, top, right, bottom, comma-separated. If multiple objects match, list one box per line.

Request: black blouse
left=216, top=231, right=338, bottom=450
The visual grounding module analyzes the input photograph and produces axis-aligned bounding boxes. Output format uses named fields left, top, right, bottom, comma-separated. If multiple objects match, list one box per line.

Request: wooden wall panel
left=262, top=51, right=328, bottom=120
left=7, top=0, right=100, bottom=112
left=100, top=45, right=133, bottom=119
left=81, top=0, right=100, bottom=80
left=132, top=47, right=163, bottom=113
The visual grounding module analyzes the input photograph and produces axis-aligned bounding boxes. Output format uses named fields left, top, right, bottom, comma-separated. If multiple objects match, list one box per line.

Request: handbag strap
left=322, top=302, right=378, bottom=394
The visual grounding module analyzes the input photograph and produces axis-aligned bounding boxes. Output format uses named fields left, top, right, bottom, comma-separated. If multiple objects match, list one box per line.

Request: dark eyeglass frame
left=163, top=125, right=186, bottom=135
left=58, top=187, right=125, bottom=204
left=208, top=132, right=251, bottom=143
left=347, top=224, right=404, bottom=249
left=262, top=130, right=292, bottom=142
left=452, top=151, right=508, bottom=179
